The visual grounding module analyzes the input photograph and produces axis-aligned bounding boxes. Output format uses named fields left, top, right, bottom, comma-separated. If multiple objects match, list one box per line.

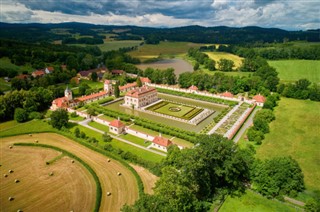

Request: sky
left=0, top=0, right=319, bottom=30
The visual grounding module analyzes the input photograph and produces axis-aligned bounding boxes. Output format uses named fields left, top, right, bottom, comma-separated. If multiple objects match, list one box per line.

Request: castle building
left=123, top=86, right=158, bottom=108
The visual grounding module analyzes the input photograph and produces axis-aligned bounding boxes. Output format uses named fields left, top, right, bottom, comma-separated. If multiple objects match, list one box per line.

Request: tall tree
left=114, top=82, right=120, bottom=98
left=136, top=77, right=142, bottom=87
left=50, top=109, right=69, bottom=130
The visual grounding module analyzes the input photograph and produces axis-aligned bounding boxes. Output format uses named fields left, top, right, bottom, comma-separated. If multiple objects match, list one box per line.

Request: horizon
left=1, top=0, right=319, bottom=31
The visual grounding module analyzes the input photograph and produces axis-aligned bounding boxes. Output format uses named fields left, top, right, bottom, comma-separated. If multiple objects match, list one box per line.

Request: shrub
left=14, top=108, right=28, bottom=123
left=70, top=112, right=78, bottom=118
left=50, top=109, right=69, bottom=130
left=28, top=111, right=43, bottom=120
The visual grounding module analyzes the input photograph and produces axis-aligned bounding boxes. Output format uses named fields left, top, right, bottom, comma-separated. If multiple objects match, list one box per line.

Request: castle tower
left=65, top=86, right=73, bottom=101
left=104, top=80, right=113, bottom=95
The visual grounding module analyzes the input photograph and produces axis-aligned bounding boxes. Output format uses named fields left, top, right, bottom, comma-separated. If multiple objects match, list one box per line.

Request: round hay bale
left=49, top=172, right=54, bottom=176
left=29, top=134, right=32, bottom=137
left=9, top=146, right=12, bottom=149
left=71, top=160, right=75, bottom=163
left=107, top=192, right=111, bottom=196
left=107, top=159, right=111, bottom=162
left=15, top=179, right=20, bottom=183
left=117, top=172, right=121, bottom=176
left=17, top=209, right=22, bottom=212
left=4, top=174, right=8, bottom=177
left=35, top=140, right=38, bottom=143
left=9, top=170, right=13, bottom=173
left=8, top=196, right=14, bottom=201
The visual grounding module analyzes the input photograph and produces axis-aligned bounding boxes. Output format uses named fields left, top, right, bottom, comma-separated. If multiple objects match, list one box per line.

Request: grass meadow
left=205, top=52, right=244, bottom=69
left=0, top=57, right=34, bottom=73
left=256, top=98, right=320, bottom=192
left=268, top=60, right=320, bottom=83
left=219, top=190, right=297, bottom=212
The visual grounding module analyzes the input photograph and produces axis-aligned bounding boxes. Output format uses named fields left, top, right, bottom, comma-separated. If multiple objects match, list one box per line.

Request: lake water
left=136, top=59, right=193, bottom=76
left=105, top=93, right=227, bottom=132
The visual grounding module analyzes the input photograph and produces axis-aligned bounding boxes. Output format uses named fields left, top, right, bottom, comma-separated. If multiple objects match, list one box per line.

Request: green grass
left=119, top=134, right=151, bottom=147
left=129, top=41, right=204, bottom=61
left=80, top=79, right=104, bottom=89
left=219, top=190, right=296, bottom=212
left=99, top=115, right=114, bottom=122
left=268, top=60, right=320, bottom=83
left=205, top=52, right=244, bottom=69
left=69, top=115, right=85, bottom=121
left=170, top=137, right=194, bottom=148
left=146, top=101, right=203, bottom=120
left=0, top=78, right=11, bottom=91
left=256, top=98, right=320, bottom=192
left=128, top=125, right=171, bottom=139
left=98, top=40, right=142, bottom=52
left=0, top=57, right=34, bottom=73
left=88, top=121, right=109, bottom=132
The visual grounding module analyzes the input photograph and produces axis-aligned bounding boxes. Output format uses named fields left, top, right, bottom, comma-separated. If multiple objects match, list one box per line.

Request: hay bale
left=15, top=179, right=20, bottom=183
left=8, top=196, right=14, bottom=201
left=9, top=146, right=12, bottom=149
left=17, top=209, right=22, bottom=212
left=117, top=172, right=121, bottom=176
left=35, top=140, right=38, bottom=143
left=4, top=174, right=8, bottom=177
left=29, top=134, right=32, bottom=137
left=49, top=172, right=54, bottom=176
left=107, top=192, right=111, bottom=196
left=107, top=159, right=111, bottom=162
left=9, top=170, right=13, bottom=173
left=71, top=160, right=75, bottom=163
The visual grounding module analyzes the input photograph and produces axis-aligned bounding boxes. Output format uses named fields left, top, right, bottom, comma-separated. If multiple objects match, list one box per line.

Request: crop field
left=1, top=133, right=139, bottom=211
left=129, top=41, right=204, bottom=61
left=130, top=164, right=159, bottom=194
left=146, top=100, right=203, bottom=120
left=0, top=138, right=96, bottom=212
left=268, top=60, right=320, bottom=83
left=256, top=98, right=320, bottom=192
left=205, top=52, right=244, bottom=69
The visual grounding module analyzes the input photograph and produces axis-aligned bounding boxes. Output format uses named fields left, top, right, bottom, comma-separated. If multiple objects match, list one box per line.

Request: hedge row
left=157, top=88, right=238, bottom=106
left=88, top=104, right=197, bottom=143
left=14, top=143, right=102, bottom=212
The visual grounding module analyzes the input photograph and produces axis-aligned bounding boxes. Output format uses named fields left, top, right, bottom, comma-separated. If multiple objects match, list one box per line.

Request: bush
left=70, top=112, right=78, bottom=118
left=14, top=108, right=29, bottom=123
left=28, top=111, right=43, bottom=120
left=50, top=109, right=69, bottom=130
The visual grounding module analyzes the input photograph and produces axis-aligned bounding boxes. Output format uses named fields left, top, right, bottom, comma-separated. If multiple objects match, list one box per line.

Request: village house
left=109, top=119, right=126, bottom=135
left=32, top=70, right=46, bottom=78
left=151, top=136, right=172, bottom=152
left=188, top=85, right=198, bottom=93
left=120, top=82, right=137, bottom=92
left=220, top=91, right=234, bottom=98
left=111, top=70, right=125, bottom=76
left=45, top=67, right=54, bottom=74
left=253, top=94, right=266, bottom=106
left=123, top=86, right=158, bottom=108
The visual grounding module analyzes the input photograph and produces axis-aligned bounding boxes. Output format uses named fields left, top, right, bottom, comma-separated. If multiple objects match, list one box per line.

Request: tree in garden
left=91, top=72, right=98, bottom=82
left=14, top=108, right=28, bottom=123
left=252, top=157, right=305, bottom=198
left=253, top=117, right=269, bottom=133
left=87, top=108, right=96, bottom=116
left=136, top=77, right=142, bottom=87
left=74, top=127, right=80, bottom=138
left=193, top=62, right=199, bottom=71
left=50, top=109, right=69, bottom=130
left=218, top=59, right=234, bottom=72
left=114, top=82, right=120, bottom=98
left=102, top=132, right=112, bottom=142
left=79, top=83, right=90, bottom=96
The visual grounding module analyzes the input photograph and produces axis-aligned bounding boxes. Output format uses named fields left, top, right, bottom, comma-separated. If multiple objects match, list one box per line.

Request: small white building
left=253, top=94, right=266, bottom=106
left=109, top=119, right=126, bottom=135
left=124, top=86, right=158, bottom=109
left=152, top=136, right=172, bottom=152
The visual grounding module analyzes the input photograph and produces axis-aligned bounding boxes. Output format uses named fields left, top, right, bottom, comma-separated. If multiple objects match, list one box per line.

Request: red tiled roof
left=120, top=82, right=137, bottom=91
left=109, top=119, right=125, bottom=128
left=152, top=136, right=172, bottom=147
left=52, top=97, right=68, bottom=108
left=189, top=85, right=198, bottom=91
left=104, top=80, right=112, bottom=84
left=253, top=94, right=266, bottom=103
left=46, top=67, right=54, bottom=71
left=77, top=91, right=107, bottom=102
left=32, top=70, right=45, bottom=77
left=79, top=71, right=91, bottom=77
left=140, top=77, right=151, bottom=84
left=16, top=74, right=29, bottom=79
left=125, top=86, right=156, bottom=98
left=221, top=91, right=234, bottom=98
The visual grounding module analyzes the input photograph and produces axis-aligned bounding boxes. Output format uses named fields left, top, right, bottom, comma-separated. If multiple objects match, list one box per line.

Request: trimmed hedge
left=14, top=143, right=102, bottom=212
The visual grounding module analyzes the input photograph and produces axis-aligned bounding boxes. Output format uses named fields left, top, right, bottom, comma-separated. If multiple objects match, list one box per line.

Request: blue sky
left=1, top=0, right=319, bottom=30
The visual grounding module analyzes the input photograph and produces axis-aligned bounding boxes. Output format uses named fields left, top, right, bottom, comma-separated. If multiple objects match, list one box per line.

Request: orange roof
left=52, top=97, right=68, bottom=108
left=77, top=91, right=107, bottom=102
left=46, top=67, right=54, bottom=71
left=140, top=77, right=151, bottom=84
left=16, top=74, right=29, bottom=79
left=109, top=119, right=125, bottom=128
left=189, top=85, right=198, bottom=91
left=152, top=136, right=172, bottom=147
left=120, top=82, right=137, bottom=91
left=32, top=70, right=45, bottom=77
left=125, top=86, right=156, bottom=98
left=221, top=91, right=234, bottom=98
left=253, top=94, right=266, bottom=103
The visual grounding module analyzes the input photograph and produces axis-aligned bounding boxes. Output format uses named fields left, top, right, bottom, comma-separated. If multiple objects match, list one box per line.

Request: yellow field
left=205, top=52, right=244, bottom=69
left=130, top=164, right=158, bottom=194
left=1, top=133, right=139, bottom=211
left=0, top=141, right=96, bottom=212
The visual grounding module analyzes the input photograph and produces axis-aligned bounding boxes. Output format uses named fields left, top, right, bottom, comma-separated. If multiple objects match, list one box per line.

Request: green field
left=268, top=60, right=320, bottom=83
left=80, top=79, right=104, bottom=89
left=205, top=52, right=244, bottom=69
left=219, top=190, right=296, bottom=212
left=69, top=40, right=142, bottom=52
left=146, top=101, right=203, bottom=120
left=0, top=78, right=11, bottom=91
left=0, top=57, right=34, bottom=74
left=256, top=98, right=320, bottom=192
left=88, top=121, right=109, bottom=132
left=129, top=41, right=204, bottom=61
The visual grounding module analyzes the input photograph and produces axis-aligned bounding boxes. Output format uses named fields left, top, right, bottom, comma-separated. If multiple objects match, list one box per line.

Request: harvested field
left=130, top=164, right=159, bottom=195
left=1, top=133, right=139, bottom=211
left=0, top=144, right=95, bottom=212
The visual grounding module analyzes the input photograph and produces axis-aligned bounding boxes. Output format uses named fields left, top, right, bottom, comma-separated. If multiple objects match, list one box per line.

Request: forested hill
left=0, top=22, right=319, bottom=44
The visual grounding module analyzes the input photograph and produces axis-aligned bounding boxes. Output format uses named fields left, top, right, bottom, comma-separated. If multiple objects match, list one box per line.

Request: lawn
left=69, top=114, right=85, bottom=121
left=0, top=57, right=34, bottom=73
left=205, top=52, right=244, bottom=69
left=219, top=190, right=296, bottom=212
left=256, top=98, right=320, bottom=192
left=129, top=41, right=204, bottom=61
left=88, top=121, right=109, bottom=132
left=80, top=79, right=104, bottom=89
left=0, top=78, right=11, bottom=91
left=98, top=40, right=142, bottom=52
left=268, top=60, right=320, bottom=83
left=146, top=100, right=203, bottom=120
left=119, top=134, right=151, bottom=147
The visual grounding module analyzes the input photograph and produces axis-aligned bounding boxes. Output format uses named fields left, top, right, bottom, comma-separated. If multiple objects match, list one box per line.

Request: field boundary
left=14, top=143, right=102, bottom=212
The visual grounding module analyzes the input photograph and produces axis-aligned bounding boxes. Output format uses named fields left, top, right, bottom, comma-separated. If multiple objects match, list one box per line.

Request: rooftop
left=109, top=119, right=125, bottom=128
left=152, top=136, right=172, bottom=147
left=253, top=94, right=266, bottom=103
left=189, top=85, right=198, bottom=91
left=77, top=91, right=107, bottom=102
left=125, top=86, right=156, bottom=98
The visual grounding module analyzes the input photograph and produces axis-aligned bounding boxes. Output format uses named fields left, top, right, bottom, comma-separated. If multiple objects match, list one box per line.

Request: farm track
left=1, top=133, right=139, bottom=212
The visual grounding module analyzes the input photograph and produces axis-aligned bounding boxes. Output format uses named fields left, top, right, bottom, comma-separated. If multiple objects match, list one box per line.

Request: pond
left=104, top=93, right=227, bottom=133
left=136, top=59, right=193, bottom=76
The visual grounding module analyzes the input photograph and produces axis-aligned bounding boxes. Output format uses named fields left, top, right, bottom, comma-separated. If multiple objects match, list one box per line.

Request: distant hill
left=0, top=22, right=319, bottom=44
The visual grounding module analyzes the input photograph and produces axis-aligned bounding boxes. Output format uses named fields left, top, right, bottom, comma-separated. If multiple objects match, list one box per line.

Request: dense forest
left=0, top=22, right=319, bottom=44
